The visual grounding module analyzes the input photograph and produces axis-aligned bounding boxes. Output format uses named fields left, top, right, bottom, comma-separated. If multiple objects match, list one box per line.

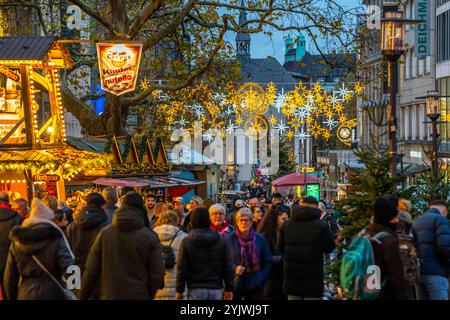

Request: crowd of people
left=0, top=189, right=449, bottom=300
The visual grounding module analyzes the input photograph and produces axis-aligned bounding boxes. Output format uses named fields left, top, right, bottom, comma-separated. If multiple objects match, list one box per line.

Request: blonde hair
left=156, top=210, right=179, bottom=226
left=41, top=196, right=58, bottom=212
left=155, top=202, right=173, bottom=217
left=398, top=199, right=412, bottom=213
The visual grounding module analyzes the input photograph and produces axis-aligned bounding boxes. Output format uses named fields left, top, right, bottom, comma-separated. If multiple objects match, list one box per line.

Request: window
left=437, top=11, right=450, bottom=63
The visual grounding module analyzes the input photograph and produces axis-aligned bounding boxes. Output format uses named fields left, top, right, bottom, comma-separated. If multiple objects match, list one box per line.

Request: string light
left=52, top=69, right=67, bottom=142
left=28, top=66, right=40, bottom=144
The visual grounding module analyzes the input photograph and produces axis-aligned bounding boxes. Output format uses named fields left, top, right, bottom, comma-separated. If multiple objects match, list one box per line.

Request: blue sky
left=224, top=0, right=362, bottom=64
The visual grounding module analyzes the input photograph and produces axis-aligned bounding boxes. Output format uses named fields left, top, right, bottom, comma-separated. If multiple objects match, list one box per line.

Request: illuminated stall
left=0, top=37, right=108, bottom=201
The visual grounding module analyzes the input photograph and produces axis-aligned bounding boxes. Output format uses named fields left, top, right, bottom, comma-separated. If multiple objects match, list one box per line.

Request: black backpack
left=161, top=230, right=181, bottom=269
left=397, top=231, right=420, bottom=285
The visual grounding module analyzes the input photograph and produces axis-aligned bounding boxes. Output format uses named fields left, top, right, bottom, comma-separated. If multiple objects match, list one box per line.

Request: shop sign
left=34, top=174, right=60, bottom=182
left=415, top=0, right=429, bottom=58
left=306, top=183, right=320, bottom=200
left=0, top=65, right=20, bottom=82
left=83, top=168, right=108, bottom=176
left=96, top=42, right=143, bottom=96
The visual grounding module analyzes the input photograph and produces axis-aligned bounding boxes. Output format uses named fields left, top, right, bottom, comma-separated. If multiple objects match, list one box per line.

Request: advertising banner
left=96, top=42, right=143, bottom=96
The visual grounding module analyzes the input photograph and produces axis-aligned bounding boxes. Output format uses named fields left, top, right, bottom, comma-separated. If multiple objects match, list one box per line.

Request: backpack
left=161, top=230, right=181, bottom=269
left=340, top=229, right=393, bottom=300
left=397, top=230, right=420, bottom=285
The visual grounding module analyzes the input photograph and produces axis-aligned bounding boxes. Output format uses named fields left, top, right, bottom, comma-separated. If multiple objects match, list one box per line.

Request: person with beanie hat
left=66, top=192, right=108, bottom=278
left=80, top=192, right=164, bottom=300
left=176, top=208, right=234, bottom=300
left=3, top=198, right=75, bottom=300
left=366, top=195, right=409, bottom=300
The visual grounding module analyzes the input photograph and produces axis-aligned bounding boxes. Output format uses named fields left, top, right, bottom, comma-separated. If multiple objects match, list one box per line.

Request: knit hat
left=86, top=192, right=106, bottom=207
left=190, top=207, right=211, bottom=229
left=373, top=195, right=399, bottom=225
left=121, top=192, right=145, bottom=212
left=29, top=198, right=55, bottom=221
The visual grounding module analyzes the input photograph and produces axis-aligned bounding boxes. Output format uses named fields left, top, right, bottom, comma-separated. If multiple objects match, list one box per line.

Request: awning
left=93, top=173, right=205, bottom=188
left=271, top=173, right=323, bottom=187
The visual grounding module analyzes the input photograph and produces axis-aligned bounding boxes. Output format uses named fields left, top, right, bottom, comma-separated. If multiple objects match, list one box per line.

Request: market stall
left=271, top=172, right=324, bottom=199
left=0, top=36, right=108, bottom=201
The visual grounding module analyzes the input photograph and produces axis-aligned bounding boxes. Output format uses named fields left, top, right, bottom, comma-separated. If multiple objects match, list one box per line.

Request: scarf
left=235, top=227, right=260, bottom=272
left=211, top=221, right=230, bottom=237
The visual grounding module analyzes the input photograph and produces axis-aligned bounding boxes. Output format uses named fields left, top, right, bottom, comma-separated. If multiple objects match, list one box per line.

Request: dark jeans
left=234, top=287, right=264, bottom=300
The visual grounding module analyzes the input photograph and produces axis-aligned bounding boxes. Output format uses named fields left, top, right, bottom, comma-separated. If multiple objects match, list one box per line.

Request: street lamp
left=416, top=91, right=448, bottom=179
left=381, top=8, right=422, bottom=178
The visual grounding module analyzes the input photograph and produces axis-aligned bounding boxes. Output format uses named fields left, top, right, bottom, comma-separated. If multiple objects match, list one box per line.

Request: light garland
left=28, top=66, right=40, bottom=144
left=52, top=69, right=67, bottom=142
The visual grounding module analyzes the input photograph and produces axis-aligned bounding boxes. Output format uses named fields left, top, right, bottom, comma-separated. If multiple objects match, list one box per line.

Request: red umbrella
left=271, top=173, right=322, bottom=187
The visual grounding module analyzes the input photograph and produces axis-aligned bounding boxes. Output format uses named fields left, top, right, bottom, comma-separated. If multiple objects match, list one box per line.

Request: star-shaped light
left=339, top=115, right=348, bottom=123
left=275, top=119, right=288, bottom=135
left=295, top=128, right=310, bottom=143
left=174, top=115, right=188, bottom=127
left=337, top=83, right=352, bottom=99
left=226, top=120, right=238, bottom=134
left=235, top=114, right=243, bottom=126
left=354, top=82, right=364, bottom=95
left=274, top=91, right=286, bottom=113
left=288, top=116, right=303, bottom=131
left=323, top=130, right=332, bottom=141
left=202, top=132, right=214, bottom=143
left=323, top=117, right=339, bottom=130
left=294, top=108, right=309, bottom=121
left=139, top=77, right=150, bottom=91
left=286, top=130, right=294, bottom=141
left=224, top=107, right=234, bottom=116
left=269, top=114, right=278, bottom=126
left=334, top=102, right=344, bottom=113
left=313, top=81, right=323, bottom=93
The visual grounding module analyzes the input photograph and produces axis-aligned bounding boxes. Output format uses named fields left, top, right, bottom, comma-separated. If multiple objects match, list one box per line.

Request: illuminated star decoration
left=226, top=120, right=238, bottom=134
left=191, top=104, right=205, bottom=120
left=140, top=77, right=150, bottom=91
left=202, top=132, right=214, bottom=143
left=174, top=115, right=188, bottom=127
left=354, top=82, right=364, bottom=95
left=273, top=89, right=286, bottom=113
left=224, top=107, right=234, bottom=116
left=275, top=119, right=288, bottom=135
left=269, top=114, right=278, bottom=127
left=235, top=114, right=243, bottom=126
left=323, top=117, right=339, bottom=130
left=295, top=128, right=310, bottom=143
left=286, top=130, right=294, bottom=141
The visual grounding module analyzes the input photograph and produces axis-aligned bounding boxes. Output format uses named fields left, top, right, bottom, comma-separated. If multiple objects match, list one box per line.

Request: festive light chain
left=52, top=69, right=67, bottom=142
left=28, top=66, right=40, bottom=144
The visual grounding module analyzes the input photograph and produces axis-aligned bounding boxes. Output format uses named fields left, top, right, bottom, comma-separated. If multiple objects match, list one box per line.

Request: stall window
left=0, top=71, right=28, bottom=145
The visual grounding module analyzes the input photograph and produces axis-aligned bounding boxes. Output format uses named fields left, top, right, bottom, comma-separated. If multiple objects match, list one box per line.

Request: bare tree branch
left=128, top=0, right=163, bottom=39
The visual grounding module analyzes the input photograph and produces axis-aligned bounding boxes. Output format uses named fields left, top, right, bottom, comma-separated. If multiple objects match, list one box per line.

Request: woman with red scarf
left=209, top=204, right=234, bottom=237
left=226, top=207, right=272, bottom=300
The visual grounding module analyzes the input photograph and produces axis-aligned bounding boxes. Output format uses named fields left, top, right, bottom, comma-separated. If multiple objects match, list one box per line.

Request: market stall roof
left=0, top=37, right=57, bottom=60
left=93, top=173, right=205, bottom=188
left=271, top=172, right=322, bottom=187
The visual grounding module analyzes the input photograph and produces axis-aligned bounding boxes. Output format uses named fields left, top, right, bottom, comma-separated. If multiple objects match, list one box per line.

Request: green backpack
left=340, top=229, right=392, bottom=300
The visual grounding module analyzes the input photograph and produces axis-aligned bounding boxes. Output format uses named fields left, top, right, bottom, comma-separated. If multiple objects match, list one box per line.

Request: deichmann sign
left=33, top=174, right=61, bottom=182
left=415, top=0, right=429, bottom=58
left=96, top=42, right=143, bottom=96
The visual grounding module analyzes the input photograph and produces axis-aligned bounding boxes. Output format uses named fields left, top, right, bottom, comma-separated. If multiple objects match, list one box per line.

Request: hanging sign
left=0, top=65, right=20, bottom=82
left=96, top=42, right=143, bottom=96
left=34, top=174, right=61, bottom=182
left=415, top=0, right=429, bottom=58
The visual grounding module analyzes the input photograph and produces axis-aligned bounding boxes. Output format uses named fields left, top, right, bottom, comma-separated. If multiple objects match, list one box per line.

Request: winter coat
left=153, top=224, right=188, bottom=300
left=413, top=208, right=450, bottom=277
left=262, top=232, right=284, bottom=299
left=0, top=206, right=23, bottom=281
left=79, top=204, right=164, bottom=300
left=320, top=211, right=340, bottom=238
left=3, top=223, right=74, bottom=300
left=278, top=205, right=335, bottom=297
left=104, top=205, right=118, bottom=225
left=66, top=204, right=108, bottom=272
left=367, top=223, right=409, bottom=300
left=176, top=228, right=234, bottom=293
left=226, top=232, right=272, bottom=293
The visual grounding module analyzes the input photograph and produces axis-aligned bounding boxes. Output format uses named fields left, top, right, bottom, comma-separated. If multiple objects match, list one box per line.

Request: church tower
left=235, top=0, right=250, bottom=57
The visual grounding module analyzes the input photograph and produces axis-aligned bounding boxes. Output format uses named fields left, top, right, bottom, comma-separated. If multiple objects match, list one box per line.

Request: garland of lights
left=144, top=79, right=361, bottom=144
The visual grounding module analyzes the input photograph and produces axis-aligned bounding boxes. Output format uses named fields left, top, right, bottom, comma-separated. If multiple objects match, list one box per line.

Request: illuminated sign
left=0, top=65, right=20, bottom=82
left=83, top=168, right=108, bottom=176
left=96, top=42, right=143, bottom=96
left=415, top=0, right=429, bottom=58
left=34, top=174, right=60, bottom=182
left=306, top=183, right=320, bottom=200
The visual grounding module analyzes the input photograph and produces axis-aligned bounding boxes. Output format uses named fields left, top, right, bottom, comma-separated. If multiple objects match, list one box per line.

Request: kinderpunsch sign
left=96, top=42, right=143, bottom=96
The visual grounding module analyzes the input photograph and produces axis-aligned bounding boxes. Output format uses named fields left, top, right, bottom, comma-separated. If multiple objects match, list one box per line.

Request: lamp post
left=381, top=8, right=422, bottom=178
left=416, top=91, right=447, bottom=179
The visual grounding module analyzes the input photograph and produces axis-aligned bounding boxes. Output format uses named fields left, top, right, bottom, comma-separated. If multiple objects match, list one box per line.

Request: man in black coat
left=278, top=196, right=335, bottom=299
left=176, top=208, right=234, bottom=300
left=66, top=192, right=108, bottom=273
left=79, top=192, right=164, bottom=300
left=0, top=192, right=22, bottom=297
